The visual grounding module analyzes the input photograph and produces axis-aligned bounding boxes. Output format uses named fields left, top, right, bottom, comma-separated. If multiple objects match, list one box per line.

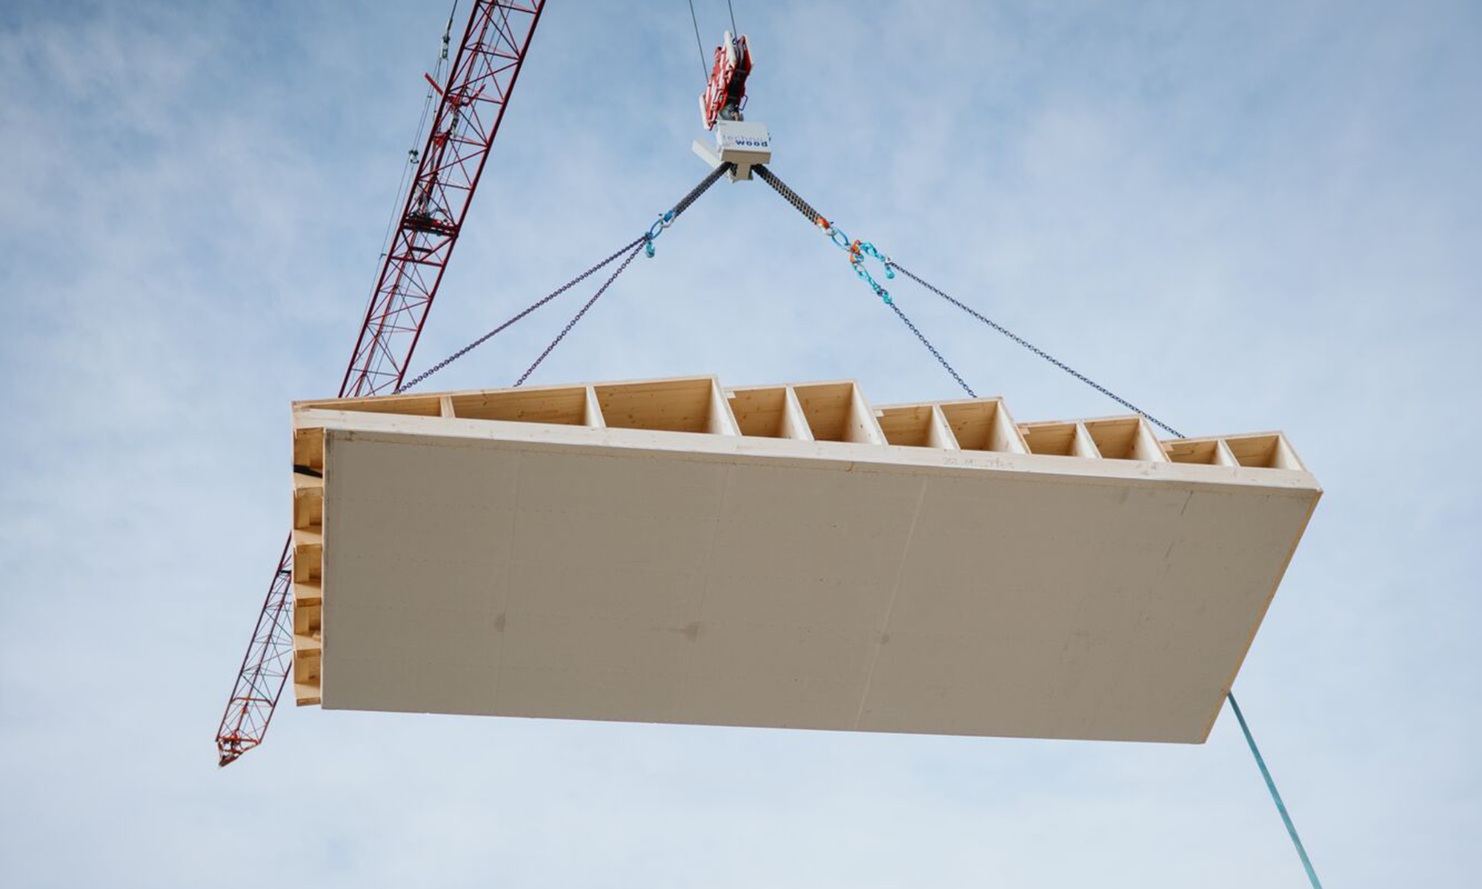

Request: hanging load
left=287, top=375, right=1319, bottom=744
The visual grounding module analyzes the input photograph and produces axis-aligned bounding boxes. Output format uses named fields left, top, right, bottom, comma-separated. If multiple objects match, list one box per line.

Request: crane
left=699, top=29, right=751, bottom=130
left=210, top=6, right=1327, bottom=881
left=691, top=28, right=770, bottom=181
left=215, top=0, right=547, bottom=767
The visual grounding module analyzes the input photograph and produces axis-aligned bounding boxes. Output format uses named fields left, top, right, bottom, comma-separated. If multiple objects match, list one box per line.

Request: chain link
left=397, top=236, right=643, bottom=393
left=753, top=163, right=826, bottom=227
left=398, top=165, right=733, bottom=394
left=753, top=163, right=1184, bottom=438
left=887, top=261, right=1185, bottom=438
left=887, top=301, right=976, bottom=398
left=674, top=162, right=733, bottom=216
left=513, top=241, right=645, bottom=386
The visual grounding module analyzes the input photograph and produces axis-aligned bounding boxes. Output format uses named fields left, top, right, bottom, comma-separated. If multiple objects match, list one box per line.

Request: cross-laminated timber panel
left=289, top=376, right=1320, bottom=743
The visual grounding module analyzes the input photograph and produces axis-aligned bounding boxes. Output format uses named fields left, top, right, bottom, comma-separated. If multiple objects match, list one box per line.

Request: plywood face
left=306, top=385, right=1320, bottom=743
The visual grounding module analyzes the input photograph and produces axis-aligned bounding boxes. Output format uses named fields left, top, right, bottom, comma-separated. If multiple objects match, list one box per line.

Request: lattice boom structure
left=215, top=1, right=546, bottom=766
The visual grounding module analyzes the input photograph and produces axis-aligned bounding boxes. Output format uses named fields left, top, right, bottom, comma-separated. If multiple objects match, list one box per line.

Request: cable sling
left=754, top=161, right=1322, bottom=889
left=397, top=163, right=732, bottom=393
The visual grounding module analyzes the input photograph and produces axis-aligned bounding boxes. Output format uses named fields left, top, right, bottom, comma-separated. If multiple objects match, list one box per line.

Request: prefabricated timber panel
left=288, top=376, right=1321, bottom=744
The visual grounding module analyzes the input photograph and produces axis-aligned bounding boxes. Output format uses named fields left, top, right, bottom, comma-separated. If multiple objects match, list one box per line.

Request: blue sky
left=1, top=1, right=1478, bottom=886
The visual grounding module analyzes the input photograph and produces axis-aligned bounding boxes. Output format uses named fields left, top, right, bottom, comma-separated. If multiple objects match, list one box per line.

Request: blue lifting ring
left=644, top=210, right=676, bottom=258
left=849, top=240, right=896, bottom=304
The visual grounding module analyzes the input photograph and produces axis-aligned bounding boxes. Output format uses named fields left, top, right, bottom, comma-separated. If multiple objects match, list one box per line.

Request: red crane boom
left=216, top=0, right=546, bottom=766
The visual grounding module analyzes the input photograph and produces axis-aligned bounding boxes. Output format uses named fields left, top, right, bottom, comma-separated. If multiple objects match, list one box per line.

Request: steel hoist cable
left=397, top=163, right=732, bottom=394
left=753, top=162, right=1323, bottom=889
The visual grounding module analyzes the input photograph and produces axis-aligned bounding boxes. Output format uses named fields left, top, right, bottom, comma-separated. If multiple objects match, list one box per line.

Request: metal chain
left=753, top=163, right=826, bottom=227
left=513, top=241, right=644, bottom=386
left=755, top=163, right=976, bottom=397
left=396, top=235, right=643, bottom=393
left=397, top=164, right=732, bottom=394
left=759, top=161, right=1325, bottom=887
left=645, top=162, right=733, bottom=256
left=888, top=261, right=1186, bottom=439
left=755, top=162, right=1185, bottom=438
left=887, top=300, right=976, bottom=398
left=674, top=161, right=733, bottom=217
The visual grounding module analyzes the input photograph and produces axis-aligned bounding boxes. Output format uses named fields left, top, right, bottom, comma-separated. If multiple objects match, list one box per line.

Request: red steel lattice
left=216, top=0, right=546, bottom=766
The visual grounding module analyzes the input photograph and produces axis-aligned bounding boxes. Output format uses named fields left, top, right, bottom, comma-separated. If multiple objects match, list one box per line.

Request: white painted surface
left=317, top=417, right=1319, bottom=743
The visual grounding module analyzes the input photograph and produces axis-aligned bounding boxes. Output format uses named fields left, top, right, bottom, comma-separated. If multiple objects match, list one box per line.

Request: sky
left=0, top=0, right=1478, bottom=886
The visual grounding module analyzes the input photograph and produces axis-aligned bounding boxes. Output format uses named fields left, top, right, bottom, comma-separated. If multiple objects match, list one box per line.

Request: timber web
left=394, top=160, right=1325, bottom=889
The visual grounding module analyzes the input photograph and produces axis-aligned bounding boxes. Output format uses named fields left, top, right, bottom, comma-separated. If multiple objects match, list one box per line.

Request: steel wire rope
left=396, top=162, right=733, bottom=393
left=686, top=0, right=709, bottom=82
left=752, top=162, right=1324, bottom=889
left=356, top=2, right=461, bottom=326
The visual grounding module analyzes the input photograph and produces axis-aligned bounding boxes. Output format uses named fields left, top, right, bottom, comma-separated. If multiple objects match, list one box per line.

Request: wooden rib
left=846, top=384, right=885, bottom=444
left=293, top=602, right=321, bottom=638
left=287, top=378, right=1307, bottom=474
left=583, top=386, right=606, bottom=428
left=1071, top=423, right=1101, bottom=458
left=1020, top=421, right=1079, bottom=456
left=295, top=392, right=442, bottom=418
left=1129, top=418, right=1167, bottom=462
left=293, top=527, right=322, bottom=585
left=1083, top=417, right=1170, bottom=462
left=932, top=398, right=1028, bottom=454
left=293, top=635, right=321, bottom=706
left=928, top=405, right=961, bottom=450
left=292, top=427, right=324, bottom=474
left=594, top=377, right=724, bottom=434
left=451, top=385, right=589, bottom=425
left=1164, top=437, right=1230, bottom=466
left=292, top=472, right=323, bottom=532
left=294, top=579, right=322, bottom=606
left=781, top=387, right=813, bottom=441
left=876, top=404, right=937, bottom=447
left=791, top=382, right=885, bottom=444
left=706, top=378, right=741, bottom=436
left=875, top=404, right=960, bottom=450
left=727, top=386, right=789, bottom=438
left=988, top=400, right=1029, bottom=454
left=1222, top=433, right=1304, bottom=471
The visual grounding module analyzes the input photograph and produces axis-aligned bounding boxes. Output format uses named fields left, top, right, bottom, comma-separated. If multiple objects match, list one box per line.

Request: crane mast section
left=341, top=0, right=546, bottom=399
left=216, top=0, right=546, bottom=767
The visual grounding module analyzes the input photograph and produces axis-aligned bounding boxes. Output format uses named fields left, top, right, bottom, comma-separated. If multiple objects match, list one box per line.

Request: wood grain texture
left=288, top=376, right=1321, bottom=738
